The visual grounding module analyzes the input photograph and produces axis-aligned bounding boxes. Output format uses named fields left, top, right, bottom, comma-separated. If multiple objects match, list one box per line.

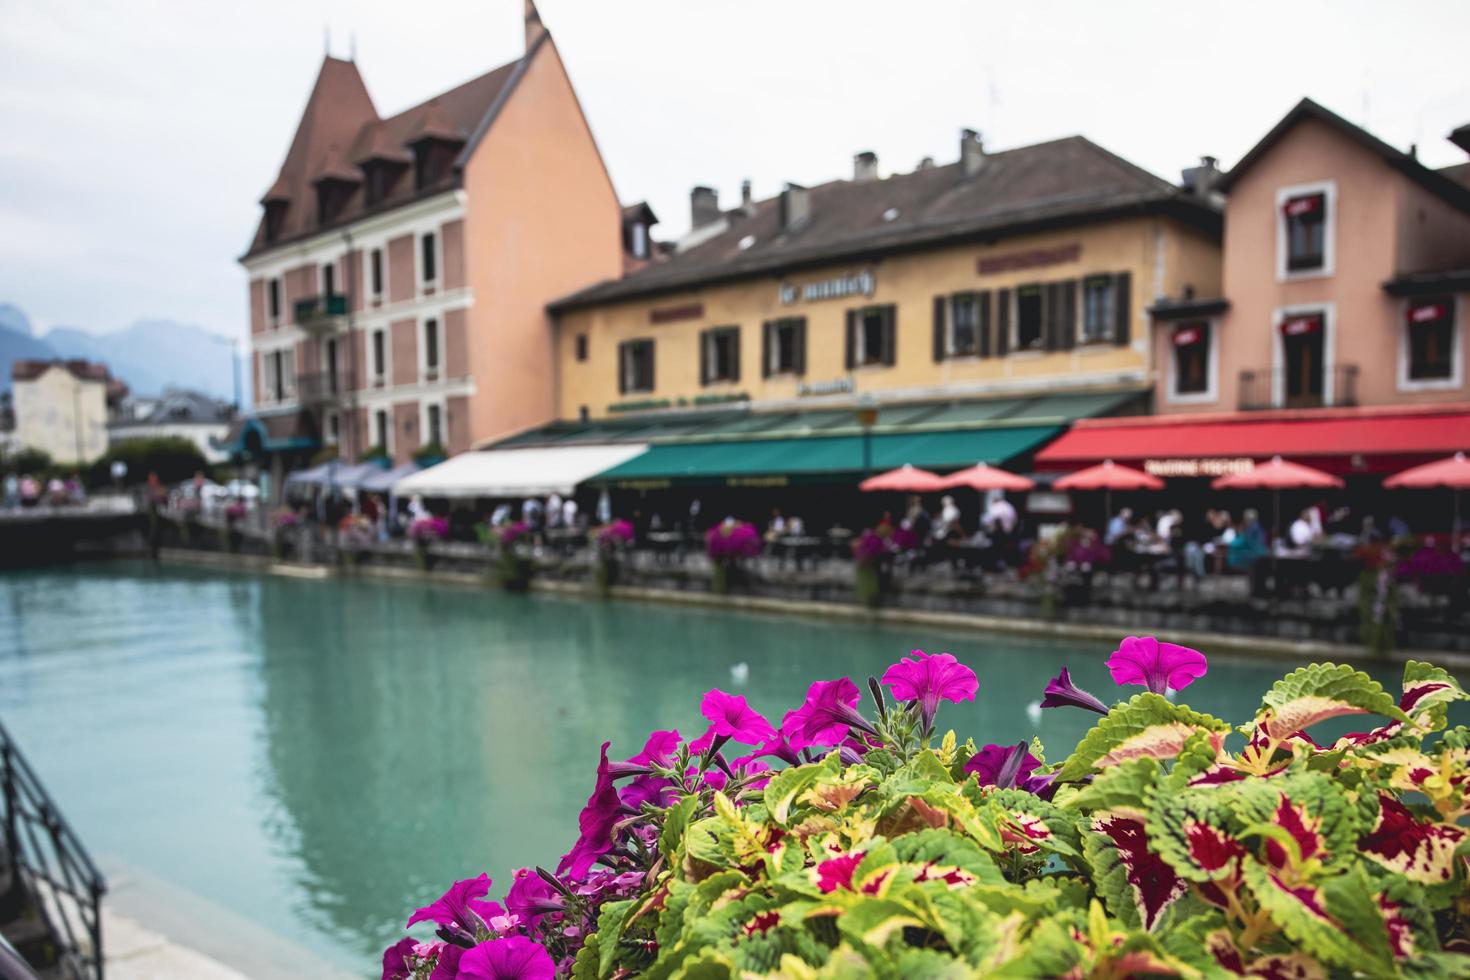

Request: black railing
left=1, top=717, right=105, bottom=979
left=295, top=371, right=352, bottom=405
left=292, top=294, right=348, bottom=327
left=1238, top=364, right=1358, bottom=411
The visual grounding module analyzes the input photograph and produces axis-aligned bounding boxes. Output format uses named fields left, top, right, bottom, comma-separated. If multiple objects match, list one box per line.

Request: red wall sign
left=649, top=303, right=704, bottom=325
left=1409, top=302, right=1448, bottom=324
left=977, top=243, right=1081, bottom=276
left=1172, top=325, right=1204, bottom=347
left=1282, top=195, right=1322, bottom=217
left=1280, top=314, right=1323, bottom=336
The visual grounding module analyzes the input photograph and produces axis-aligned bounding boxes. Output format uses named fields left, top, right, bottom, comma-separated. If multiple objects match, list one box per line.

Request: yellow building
left=550, top=132, right=1222, bottom=426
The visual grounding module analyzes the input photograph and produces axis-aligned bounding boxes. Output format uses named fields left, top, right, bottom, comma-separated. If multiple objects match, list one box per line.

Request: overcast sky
left=2, top=0, right=1466, bottom=340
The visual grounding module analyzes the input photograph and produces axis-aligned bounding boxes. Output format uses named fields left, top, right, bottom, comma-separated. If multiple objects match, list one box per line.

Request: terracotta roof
left=551, top=135, right=1218, bottom=311
left=245, top=55, right=521, bottom=258
left=11, top=358, right=111, bottom=383
left=1215, top=97, right=1470, bottom=216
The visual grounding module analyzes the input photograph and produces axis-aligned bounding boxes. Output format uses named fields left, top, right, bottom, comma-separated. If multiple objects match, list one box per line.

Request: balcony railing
left=295, top=371, right=352, bottom=405
left=1238, top=364, right=1358, bottom=411
left=292, top=294, right=348, bottom=333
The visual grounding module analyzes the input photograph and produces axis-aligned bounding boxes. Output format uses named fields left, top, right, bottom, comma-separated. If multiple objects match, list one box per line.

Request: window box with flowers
left=704, top=519, right=762, bottom=595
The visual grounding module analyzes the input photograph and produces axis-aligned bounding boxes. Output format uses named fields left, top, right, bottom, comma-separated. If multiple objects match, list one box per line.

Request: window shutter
left=1060, top=280, right=1077, bottom=351
left=795, top=319, right=807, bottom=376
left=1043, top=283, right=1061, bottom=351
left=761, top=321, right=772, bottom=379
left=617, top=341, right=628, bottom=394
left=729, top=328, right=741, bottom=383
left=647, top=341, right=655, bottom=392
left=698, top=329, right=710, bottom=386
left=845, top=310, right=856, bottom=369
left=997, top=289, right=1011, bottom=357
left=932, top=296, right=947, bottom=362
left=1113, top=271, right=1132, bottom=346
left=978, top=291, right=992, bottom=358
left=882, top=305, right=897, bottom=366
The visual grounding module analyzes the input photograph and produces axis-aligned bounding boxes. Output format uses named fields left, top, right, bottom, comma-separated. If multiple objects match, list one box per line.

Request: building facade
left=1148, top=98, right=1470, bottom=415
left=108, top=389, right=236, bottom=464
left=551, top=131, right=1221, bottom=425
left=11, top=360, right=120, bottom=465
left=235, top=2, right=623, bottom=481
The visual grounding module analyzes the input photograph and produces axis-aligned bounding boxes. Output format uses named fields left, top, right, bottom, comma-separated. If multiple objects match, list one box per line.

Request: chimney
left=779, top=182, right=810, bottom=232
left=740, top=179, right=754, bottom=215
left=524, top=0, right=546, bottom=51
left=960, top=128, right=985, bottom=177
left=917, top=156, right=935, bottom=171
left=853, top=151, right=879, bottom=182
left=1180, top=155, right=1222, bottom=197
left=690, top=185, right=720, bottom=230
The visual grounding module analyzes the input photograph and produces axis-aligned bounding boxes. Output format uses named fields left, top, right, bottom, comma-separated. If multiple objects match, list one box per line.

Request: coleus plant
left=384, top=640, right=1470, bottom=979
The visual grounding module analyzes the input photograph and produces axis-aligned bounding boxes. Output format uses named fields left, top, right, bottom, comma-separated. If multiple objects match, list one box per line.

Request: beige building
left=11, top=360, right=120, bottom=465
left=232, top=1, right=626, bottom=477
left=550, top=131, right=1220, bottom=423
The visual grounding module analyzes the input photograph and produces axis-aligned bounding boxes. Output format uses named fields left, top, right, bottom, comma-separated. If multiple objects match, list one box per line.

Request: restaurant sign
left=1144, top=457, right=1255, bottom=478
left=649, top=302, right=704, bottom=325
left=779, top=269, right=875, bottom=306
left=795, top=377, right=855, bottom=397
left=977, top=243, right=1081, bottom=276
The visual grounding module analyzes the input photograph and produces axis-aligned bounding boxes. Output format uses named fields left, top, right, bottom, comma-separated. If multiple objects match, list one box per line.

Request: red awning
left=1035, top=408, right=1470, bottom=476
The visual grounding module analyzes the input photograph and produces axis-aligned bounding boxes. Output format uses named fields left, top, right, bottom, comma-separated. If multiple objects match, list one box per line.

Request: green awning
left=591, top=424, right=1060, bottom=487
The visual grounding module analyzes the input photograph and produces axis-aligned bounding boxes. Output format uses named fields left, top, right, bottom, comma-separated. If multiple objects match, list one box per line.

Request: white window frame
left=1275, top=179, right=1336, bottom=282
left=621, top=340, right=654, bottom=393
left=1271, top=302, right=1337, bottom=407
left=1164, top=318, right=1219, bottom=405
left=1397, top=297, right=1464, bottom=392
left=947, top=294, right=979, bottom=357
left=324, top=409, right=340, bottom=446
left=373, top=407, right=393, bottom=455
left=419, top=397, right=447, bottom=449
left=855, top=307, right=886, bottom=365
left=1080, top=275, right=1116, bottom=344
left=367, top=247, right=384, bottom=303
left=769, top=319, right=799, bottom=374
left=703, top=328, right=737, bottom=384
left=267, top=277, right=282, bottom=328
left=419, top=316, right=441, bottom=381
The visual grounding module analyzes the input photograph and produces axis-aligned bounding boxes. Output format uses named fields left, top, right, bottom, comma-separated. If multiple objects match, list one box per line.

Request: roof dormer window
left=263, top=200, right=288, bottom=244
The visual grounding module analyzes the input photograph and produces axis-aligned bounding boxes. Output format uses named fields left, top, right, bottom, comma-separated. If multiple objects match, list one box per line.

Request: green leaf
left=1401, top=660, right=1469, bottom=732
left=1242, top=860, right=1356, bottom=969
left=1230, top=772, right=1360, bottom=874
left=596, top=899, right=633, bottom=978
left=1145, top=788, right=1246, bottom=883
left=891, top=828, right=1006, bottom=886
left=1058, top=693, right=1228, bottom=782
left=570, top=934, right=600, bottom=980
left=1320, top=866, right=1396, bottom=976
left=1062, top=757, right=1158, bottom=814
left=1257, top=663, right=1410, bottom=740
left=836, top=898, right=925, bottom=948
left=763, top=759, right=831, bottom=825
left=660, top=795, right=700, bottom=862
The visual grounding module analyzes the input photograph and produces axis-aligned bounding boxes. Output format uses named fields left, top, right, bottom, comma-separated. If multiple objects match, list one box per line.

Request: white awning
left=393, top=444, right=649, bottom=498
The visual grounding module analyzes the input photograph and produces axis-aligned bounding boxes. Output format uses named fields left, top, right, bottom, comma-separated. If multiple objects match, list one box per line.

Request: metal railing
left=1238, top=364, right=1358, bottom=411
left=292, top=294, right=348, bottom=331
left=295, top=371, right=352, bottom=406
left=0, top=718, right=105, bottom=979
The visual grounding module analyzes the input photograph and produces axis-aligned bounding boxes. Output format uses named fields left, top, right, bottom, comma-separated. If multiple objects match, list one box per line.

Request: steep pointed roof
left=245, top=53, right=525, bottom=258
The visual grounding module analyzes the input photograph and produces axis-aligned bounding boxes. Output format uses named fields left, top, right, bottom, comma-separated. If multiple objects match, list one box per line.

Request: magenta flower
left=620, top=774, right=677, bottom=809
left=405, top=874, right=504, bottom=936
left=458, top=935, right=556, bottom=980
left=743, top=730, right=801, bottom=767
left=687, top=725, right=717, bottom=755
left=701, top=689, right=777, bottom=745
left=427, top=944, right=463, bottom=980
left=880, top=650, right=978, bottom=734
left=607, top=729, right=681, bottom=779
left=1039, top=667, right=1110, bottom=715
left=556, top=743, right=624, bottom=880
left=1107, top=637, right=1208, bottom=695
left=782, top=679, right=874, bottom=750
left=504, top=869, right=564, bottom=930
left=965, top=743, right=1056, bottom=798
left=381, top=937, right=417, bottom=980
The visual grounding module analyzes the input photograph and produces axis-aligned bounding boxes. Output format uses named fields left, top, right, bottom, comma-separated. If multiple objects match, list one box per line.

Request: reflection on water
left=0, top=562, right=1443, bottom=974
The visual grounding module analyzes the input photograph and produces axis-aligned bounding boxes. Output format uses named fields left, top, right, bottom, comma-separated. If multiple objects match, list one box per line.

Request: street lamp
left=854, top=394, right=878, bottom=472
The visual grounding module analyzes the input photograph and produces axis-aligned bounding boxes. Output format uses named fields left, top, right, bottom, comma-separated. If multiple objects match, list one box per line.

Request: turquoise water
left=0, top=563, right=1437, bottom=975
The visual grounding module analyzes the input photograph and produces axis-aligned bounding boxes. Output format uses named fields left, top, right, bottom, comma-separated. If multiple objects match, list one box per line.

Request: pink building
left=1148, top=98, right=1470, bottom=415
left=230, top=2, right=631, bottom=482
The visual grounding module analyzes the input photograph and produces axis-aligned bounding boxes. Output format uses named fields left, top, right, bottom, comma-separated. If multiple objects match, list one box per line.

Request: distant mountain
left=0, top=305, right=241, bottom=404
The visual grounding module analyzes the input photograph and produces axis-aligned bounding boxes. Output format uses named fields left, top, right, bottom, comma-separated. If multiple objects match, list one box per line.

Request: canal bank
left=156, top=545, right=1470, bottom=669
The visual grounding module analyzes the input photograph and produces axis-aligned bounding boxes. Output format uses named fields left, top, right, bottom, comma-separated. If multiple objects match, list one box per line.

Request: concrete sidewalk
left=104, top=909, right=249, bottom=980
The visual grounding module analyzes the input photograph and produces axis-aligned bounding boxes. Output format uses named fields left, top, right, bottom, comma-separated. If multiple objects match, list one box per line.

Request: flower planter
left=495, top=551, right=533, bottom=592
left=853, top=561, right=887, bottom=608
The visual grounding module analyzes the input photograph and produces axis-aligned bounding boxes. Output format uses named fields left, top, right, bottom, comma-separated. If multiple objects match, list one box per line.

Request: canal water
left=0, top=562, right=1440, bottom=975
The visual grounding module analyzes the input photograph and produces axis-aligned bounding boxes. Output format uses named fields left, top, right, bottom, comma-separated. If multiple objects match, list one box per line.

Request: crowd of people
left=1, top=471, right=88, bottom=509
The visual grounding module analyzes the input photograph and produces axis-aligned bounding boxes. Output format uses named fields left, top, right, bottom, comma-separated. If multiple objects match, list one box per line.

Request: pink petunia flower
left=1106, top=637, right=1208, bottom=695
left=405, top=874, right=504, bottom=937
left=457, top=935, right=556, bottom=980
left=555, top=743, right=624, bottom=880
left=782, top=678, right=874, bottom=750
left=880, top=650, right=978, bottom=733
left=701, top=689, right=777, bottom=746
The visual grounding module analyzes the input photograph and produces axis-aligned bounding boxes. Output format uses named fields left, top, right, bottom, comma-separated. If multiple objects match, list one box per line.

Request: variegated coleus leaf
left=1359, top=743, right=1470, bottom=819
left=1358, top=791, right=1467, bottom=885
left=1230, top=773, right=1359, bottom=874
left=1057, top=692, right=1229, bottom=782
left=987, top=788, right=1083, bottom=860
left=1145, top=789, right=1247, bottom=886
left=1086, top=812, right=1186, bottom=931
left=1241, top=860, right=1360, bottom=970
left=1255, top=663, right=1410, bottom=742
left=1399, top=659, right=1469, bottom=732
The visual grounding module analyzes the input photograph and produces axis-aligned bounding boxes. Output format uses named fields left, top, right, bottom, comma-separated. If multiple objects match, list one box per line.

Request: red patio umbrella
left=1054, top=459, right=1164, bottom=518
left=1211, top=456, right=1342, bottom=570
left=1384, top=452, right=1470, bottom=542
left=859, top=464, right=947, bottom=493
left=940, top=462, right=1036, bottom=492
